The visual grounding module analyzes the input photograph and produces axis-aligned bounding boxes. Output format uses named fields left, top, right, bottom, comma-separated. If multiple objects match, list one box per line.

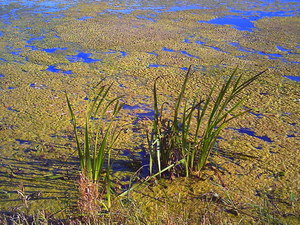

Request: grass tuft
left=148, top=66, right=267, bottom=177
left=66, top=82, right=123, bottom=211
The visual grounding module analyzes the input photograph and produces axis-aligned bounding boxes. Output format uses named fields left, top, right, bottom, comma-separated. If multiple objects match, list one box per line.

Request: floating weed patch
left=148, top=66, right=266, bottom=177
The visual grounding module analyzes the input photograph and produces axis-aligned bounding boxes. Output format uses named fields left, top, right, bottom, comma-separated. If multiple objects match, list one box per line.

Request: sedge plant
left=148, top=66, right=266, bottom=177
left=66, top=82, right=123, bottom=210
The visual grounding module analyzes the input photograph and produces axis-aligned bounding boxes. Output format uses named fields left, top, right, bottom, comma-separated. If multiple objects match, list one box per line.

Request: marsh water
left=0, top=0, right=299, bottom=222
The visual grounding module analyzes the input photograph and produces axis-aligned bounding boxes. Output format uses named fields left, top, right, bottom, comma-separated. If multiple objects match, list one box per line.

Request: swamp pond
left=0, top=0, right=299, bottom=223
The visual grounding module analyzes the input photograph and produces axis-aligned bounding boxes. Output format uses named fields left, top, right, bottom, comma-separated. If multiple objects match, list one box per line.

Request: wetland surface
left=0, top=0, right=299, bottom=223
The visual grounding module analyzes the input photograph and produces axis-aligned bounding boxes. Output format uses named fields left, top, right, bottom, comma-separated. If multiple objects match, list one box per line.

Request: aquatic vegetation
left=148, top=66, right=266, bottom=177
left=1, top=0, right=299, bottom=223
left=66, top=82, right=123, bottom=210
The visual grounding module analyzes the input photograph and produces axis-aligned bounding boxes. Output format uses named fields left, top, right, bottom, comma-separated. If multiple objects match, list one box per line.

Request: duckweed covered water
left=0, top=0, right=299, bottom=223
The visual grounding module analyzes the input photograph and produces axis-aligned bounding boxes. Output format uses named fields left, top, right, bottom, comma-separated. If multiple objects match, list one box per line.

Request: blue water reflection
left=166, top=5, right=208, bottom=12
left=136, top=15, right=156, bottom=22
left=26, top=36, right=45, bottom=44
left=199, top=8, right=298, bottom=32
left=42, top=47, right=67, bottom=53
left=229, top=42, right=287, bottom=60
left=283, top=76, right=300, bottom=82
left=66, top=52, right=101, bottom=63
left=148, top=64, right=167, bottom=68
left=162, top=47, right=200, bottom=59
left=199, top=15, right=255, bottom=31
left=77, top=16, right=93, bottom=21
left=46, top=65, right=73, bottom=74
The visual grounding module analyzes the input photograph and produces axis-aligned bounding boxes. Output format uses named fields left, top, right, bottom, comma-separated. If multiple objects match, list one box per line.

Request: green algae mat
left=0, top=0, right=299, bottom=223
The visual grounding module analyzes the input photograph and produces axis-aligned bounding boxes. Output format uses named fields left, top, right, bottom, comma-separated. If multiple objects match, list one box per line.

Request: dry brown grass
left=77, top=173, right=102, bottom=218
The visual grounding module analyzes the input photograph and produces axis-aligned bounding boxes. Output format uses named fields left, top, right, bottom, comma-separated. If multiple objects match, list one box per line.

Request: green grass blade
left=173, top=66, right=192, bottom=126
left=93, top=83, right=113, bottom=116
left=153, top=77, right=160, bottom=127
left=235, top=69, right=267, bottom=95
left=89, top=85, right=106, bottom=118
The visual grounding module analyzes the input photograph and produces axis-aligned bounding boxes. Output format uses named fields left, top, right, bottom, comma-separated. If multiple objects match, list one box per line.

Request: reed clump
left=148, top=66, right=266, bottom=177
left=66, top=82, right=123, bottom=213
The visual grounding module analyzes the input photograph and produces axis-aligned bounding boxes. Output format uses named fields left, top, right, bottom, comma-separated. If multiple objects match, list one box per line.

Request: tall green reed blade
left=150, top=77, right=162, bottom=176
left=173, top=65, right=192, bottom=128
left=66, top=94, right=84, bottom=169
